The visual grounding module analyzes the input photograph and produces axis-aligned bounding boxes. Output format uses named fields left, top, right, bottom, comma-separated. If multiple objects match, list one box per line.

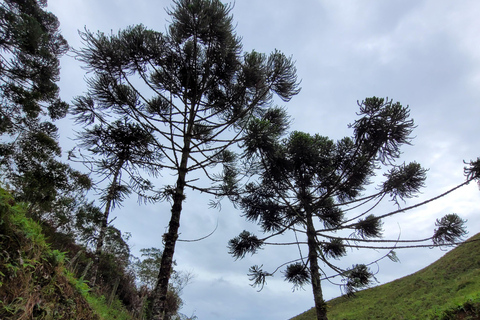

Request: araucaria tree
left=72, top=0, right=300, bottom=319
left=71, top=120, right=162, bottom=285
left=228, top=97, right=480, bottom=320
left=0, top=0, right=90, bottom=219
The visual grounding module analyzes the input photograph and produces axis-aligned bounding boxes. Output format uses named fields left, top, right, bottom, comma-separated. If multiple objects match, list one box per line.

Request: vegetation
left=290, top=232, right=480, bottom=320
left=0, top=187, right=99, bottom=319
left=72, top=0, right=300, bottom=318
left=228, top=96, right=479, bottom=319
left=0, top=1, right=479, bottom=320
left=71, top=119, right=161, bottom=286
left=0, top=185, right=189, bottom=319
left=0, top=0, right=91, bottom=222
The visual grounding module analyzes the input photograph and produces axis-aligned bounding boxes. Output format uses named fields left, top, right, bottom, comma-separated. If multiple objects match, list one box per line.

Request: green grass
left=0, top=187, right=135, bottom=320
left=86, top=294, right=134, bottom=320
left=291, top=233, right=480, bottom=320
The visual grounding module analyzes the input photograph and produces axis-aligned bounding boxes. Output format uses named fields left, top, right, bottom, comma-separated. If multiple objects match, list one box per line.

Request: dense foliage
left=0, top=0, right=90, bottom=223
left=0, top=187, right=99, bottom=319
left=0, top=1, right=189, bottom=319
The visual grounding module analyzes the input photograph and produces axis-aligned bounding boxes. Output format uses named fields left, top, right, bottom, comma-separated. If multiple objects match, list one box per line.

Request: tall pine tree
left=228, top=97, right=479, bottom=320
left=72, top=0, right=300, bottom=318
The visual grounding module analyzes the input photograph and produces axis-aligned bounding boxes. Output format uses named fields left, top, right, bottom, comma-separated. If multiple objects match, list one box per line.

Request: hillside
left=291, top=233, right=480, bottom=320
left=0, top=188, right=97, bottom=319
left=0, top=188, right=136, bottom=320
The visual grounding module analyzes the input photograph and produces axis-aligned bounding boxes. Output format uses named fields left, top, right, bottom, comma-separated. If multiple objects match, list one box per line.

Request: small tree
left=70, top=119, right=162, bottom=285
left=74, top=202, right=131, bottom=264
left=72, top=0, right=300, bottom=318
left=228, top=97, right=479, bottom=320
left=133, top=248, right=193, bottom=320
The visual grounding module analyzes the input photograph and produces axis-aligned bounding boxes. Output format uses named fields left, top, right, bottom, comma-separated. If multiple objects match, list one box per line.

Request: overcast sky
left=47, top=1, right=480, bottom=319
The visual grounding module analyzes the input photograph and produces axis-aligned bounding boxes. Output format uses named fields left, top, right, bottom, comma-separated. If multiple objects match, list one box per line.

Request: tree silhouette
left=72, top=0, right=300, bottom=318
left=228, top=97, right=479, bottom=320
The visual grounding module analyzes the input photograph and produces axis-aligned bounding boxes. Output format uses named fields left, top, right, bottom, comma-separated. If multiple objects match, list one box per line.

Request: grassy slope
left=0, top=188, right=134, bottom=320
left=291, top=233, right=480, bottom=320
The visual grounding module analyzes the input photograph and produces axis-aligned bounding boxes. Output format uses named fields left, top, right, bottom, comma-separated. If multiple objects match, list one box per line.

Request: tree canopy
left=0, top=0, right=90, bottom=220
left=228, top=97, right=478, bottom=320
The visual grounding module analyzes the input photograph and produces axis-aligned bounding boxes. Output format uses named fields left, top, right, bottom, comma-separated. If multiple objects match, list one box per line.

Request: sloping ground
left=0, top=188, right=99, bottom=319
left=291, top=233, right=480, bottom=320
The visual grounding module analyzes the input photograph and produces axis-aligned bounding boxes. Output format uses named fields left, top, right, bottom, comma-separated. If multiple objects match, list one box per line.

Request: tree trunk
left=151, top=134, right=192, bottom=320
left=90, top=160, right=123, bottom=286
left=306, top=212, right=329, bottom=320
left=89, top=197, right=111, bottom=286
left=150, top=182, right=184, bottom=320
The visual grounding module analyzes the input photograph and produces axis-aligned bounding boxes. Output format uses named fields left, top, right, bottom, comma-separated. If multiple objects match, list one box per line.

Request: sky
left=46, top=1, right=480, bottom=319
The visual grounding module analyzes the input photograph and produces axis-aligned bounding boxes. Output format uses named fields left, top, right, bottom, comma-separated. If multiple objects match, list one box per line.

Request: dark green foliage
left=0, top=188, right=100, bottom=320
left=10, top=148, right=91, bottom=221
left=243, top=107, right=290, bottom=159
left=0, top=0, right=68, bottom=127
left=73, top=120, right=162, bottom=205
left=343, top=264, right=375, bottom=297
left=284, top=262, right=310, bottom=291
left=383, top=162, right=427, bottom=205
left=0, top=0, right=90, bottom=222
left=317, top=198, right=343, bottom=229
left=355, top=215, right=383, bottom=239
left=464, top=157, right=480, bottom=183
left=230, top=97, right=472, bottom=320
left=350, top=97, right=415, bottom=164
left=101, top=227, right=131, bottom=264
left=248, top=265, right=271, bottom=291
left=240, top=183, right=290, bottom=232
left=433, top=214, right=468, bottom=246
left=72, top=0, right=301, bottom=210
left=322, top=239, right=347, bottom=260
left=228, top=230, right=264, bottom=259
